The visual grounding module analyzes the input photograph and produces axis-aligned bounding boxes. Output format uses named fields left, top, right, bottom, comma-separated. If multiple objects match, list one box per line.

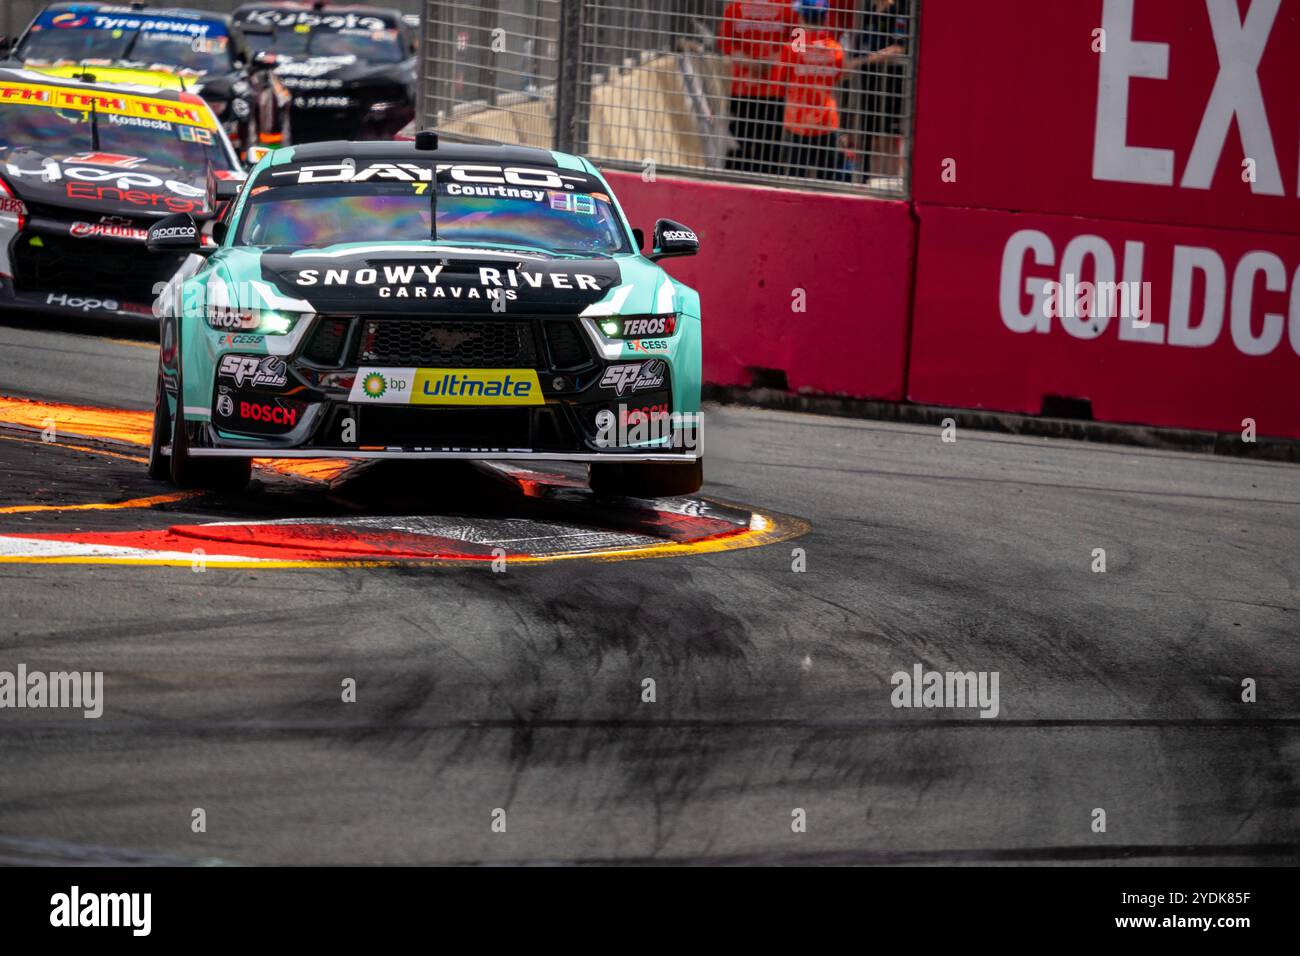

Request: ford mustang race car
left=231, top=2, right=417, bottom=143
left=146, top=136, right=704, bottom=497
left=0, top=68, right=244, bottom=323
left=5, top=3, right=291, bottom=160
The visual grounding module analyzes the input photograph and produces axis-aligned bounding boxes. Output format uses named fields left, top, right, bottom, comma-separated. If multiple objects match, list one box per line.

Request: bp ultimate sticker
left=349, top=367, right=544, bottom=406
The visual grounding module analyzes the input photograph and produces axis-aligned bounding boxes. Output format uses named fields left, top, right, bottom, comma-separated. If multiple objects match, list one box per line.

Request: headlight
left=206, top=306, right=302, bottom=335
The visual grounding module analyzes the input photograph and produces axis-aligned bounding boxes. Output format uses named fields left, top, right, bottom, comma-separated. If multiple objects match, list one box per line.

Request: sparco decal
left=600, top=360, right=666, bottom=396
left=218, top=354, right=288, bottom=389
left=661, top=229, right=697, bottom=242
left=150, top=224, right=197, bottom=239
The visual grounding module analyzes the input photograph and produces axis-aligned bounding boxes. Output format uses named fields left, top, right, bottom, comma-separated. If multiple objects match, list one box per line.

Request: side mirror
left=0, top=37, right=13, bottom=58
left=147, top=213, right=202, bottom=254
left=214, top=175, right=245, bottom=201
left=648, top=219, right=698, bottom=261
left=632, top=227, right=644, bottom=251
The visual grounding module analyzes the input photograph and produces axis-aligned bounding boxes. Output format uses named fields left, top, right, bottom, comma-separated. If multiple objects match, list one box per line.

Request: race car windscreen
left=127, top=32, right=235, bottom=73
left=18, top=11, right=230, bottom=68
left=239, top=21, right=405, bottom=63
left=0, top=93, right=238, bottom=172
left=237, top=179, right=631, bottom=255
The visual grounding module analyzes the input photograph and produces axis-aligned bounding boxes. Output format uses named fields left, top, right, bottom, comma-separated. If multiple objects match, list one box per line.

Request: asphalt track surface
left=0, top=318, right=1297, bottom=865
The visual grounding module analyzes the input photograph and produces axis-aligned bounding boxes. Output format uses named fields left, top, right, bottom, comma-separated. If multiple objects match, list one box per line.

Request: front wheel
left=168, top=364, right=250, bottom=491
left=588, top=459, right=703, bottom=499
left=146, top=371, right=171, bottom=480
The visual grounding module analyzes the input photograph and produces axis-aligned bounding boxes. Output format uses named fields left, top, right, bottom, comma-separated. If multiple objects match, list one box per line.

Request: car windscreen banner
left=234, top=7, right=399, bottom=31
left=0, top=81, right=218, bottom=130
left=30, top=9, right=229, bottom=38
left=263, top=160, right=603, bottom=195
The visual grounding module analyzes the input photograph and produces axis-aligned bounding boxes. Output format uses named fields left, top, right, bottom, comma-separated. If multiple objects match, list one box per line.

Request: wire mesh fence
left=421, top=0, right=917, bottom=196
left=420, top=0, right=562, bottom=150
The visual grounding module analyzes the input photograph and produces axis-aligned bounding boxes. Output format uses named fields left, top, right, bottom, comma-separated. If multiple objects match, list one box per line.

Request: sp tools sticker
left=349, top=368, right=543, bottom=406
left=600, top=360, right=666, bottom=396
left=218, top=354, right=288, bottom=389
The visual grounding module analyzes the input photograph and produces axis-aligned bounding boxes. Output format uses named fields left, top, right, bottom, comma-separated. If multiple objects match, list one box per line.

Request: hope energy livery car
left=7, top=4, right=291, bottom=160
left=147, top=138, right=704, bottom=498
left=231, top=3, right=417, bottom=143
left=0, top=68, right=244, bottom=322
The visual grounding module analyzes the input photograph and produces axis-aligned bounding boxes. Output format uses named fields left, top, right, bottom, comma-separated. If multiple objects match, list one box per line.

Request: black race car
left=231, top=2, right=417, bottom=143
left=0, top=67, right=245, bottom=323
left=3, top=3, right=292, bottom=161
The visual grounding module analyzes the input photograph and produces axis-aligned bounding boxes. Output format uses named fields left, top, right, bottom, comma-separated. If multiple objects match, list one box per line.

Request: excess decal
left=348, top=367, right=544, bottom=406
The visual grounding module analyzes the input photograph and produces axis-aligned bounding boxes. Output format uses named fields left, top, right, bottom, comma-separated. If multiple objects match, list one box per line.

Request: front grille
left=544, top=320, right=591, bottom=369
left=302, top=316, right=351, bottom=365
left=12, top=231, right=185, bottom=302
left=357, top=319, right=539, bottom=368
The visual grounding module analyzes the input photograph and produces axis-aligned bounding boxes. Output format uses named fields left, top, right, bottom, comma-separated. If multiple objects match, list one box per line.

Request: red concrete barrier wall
left=912, top=0, right=1300, bottom=236
left=909, top=204, right=1300, bottom=439
left=602, top=170, right=915, bottom=399
left=907, top=0, right=1300, bottom=439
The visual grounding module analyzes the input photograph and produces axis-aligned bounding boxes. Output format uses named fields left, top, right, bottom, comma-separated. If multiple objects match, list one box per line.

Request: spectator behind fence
left=772, top=0, right=845, bottom=181
left=853, top=0, right=912, bottom=178
left=717, top=0, right=798, bottom=175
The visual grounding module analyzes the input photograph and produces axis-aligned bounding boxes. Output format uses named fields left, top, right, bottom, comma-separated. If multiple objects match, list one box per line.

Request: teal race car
left=146, top=134, right=703, bottom=497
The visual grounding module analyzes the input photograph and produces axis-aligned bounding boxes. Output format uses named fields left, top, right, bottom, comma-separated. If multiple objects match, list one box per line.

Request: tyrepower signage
left=912, top=0, right=1300, bottom=235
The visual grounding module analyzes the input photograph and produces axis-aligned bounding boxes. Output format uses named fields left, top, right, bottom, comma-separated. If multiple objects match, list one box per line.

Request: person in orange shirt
left=717, top=0, right=798, bottom=175
left=771, top=0, right=845, bottom=180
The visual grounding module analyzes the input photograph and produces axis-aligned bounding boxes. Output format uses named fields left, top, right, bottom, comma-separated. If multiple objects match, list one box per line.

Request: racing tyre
left=588, top=459, right=703, bottom=498
left=147, top=371, right=172, bottom=480
left=169, top=363, right=251, bottom=491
